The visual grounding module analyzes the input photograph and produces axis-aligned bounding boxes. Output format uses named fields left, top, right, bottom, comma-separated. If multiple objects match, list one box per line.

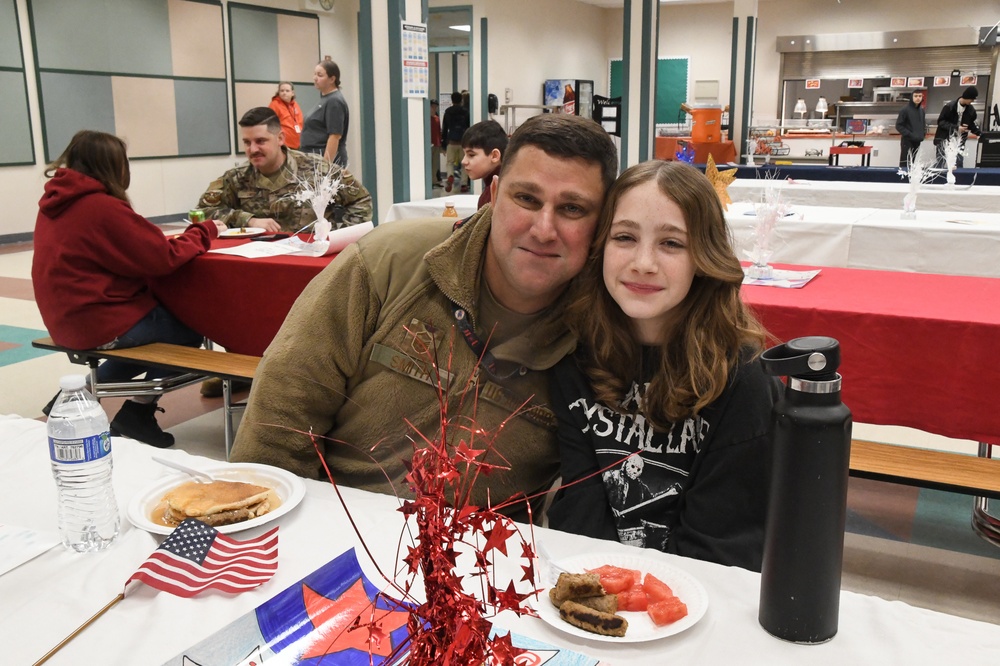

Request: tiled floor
left=2, top=239, right=999, bottom=625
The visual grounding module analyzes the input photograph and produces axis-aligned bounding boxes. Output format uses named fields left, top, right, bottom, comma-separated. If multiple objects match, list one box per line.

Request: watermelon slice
left=588, top=565, right=642, bottom=593
left=616, top=584, right=650, bottom=612
left=588, top=564, right=642, bottom=586
left=642, top=573, right=675, bottom=603
left=648, top=596, right=688, bottom=626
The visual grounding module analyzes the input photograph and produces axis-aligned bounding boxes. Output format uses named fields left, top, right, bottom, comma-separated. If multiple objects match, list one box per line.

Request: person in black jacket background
left=895, top=89, right=926, bottom=167
left=441, top=91, right=471, bottom=192
left=934, top=86, right=981, bottom=168
left=546, top=161, right=780, bottom=572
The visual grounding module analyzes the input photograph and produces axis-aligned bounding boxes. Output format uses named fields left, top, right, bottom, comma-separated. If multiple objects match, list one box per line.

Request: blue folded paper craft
left=163, top=547, right=604, bottom=666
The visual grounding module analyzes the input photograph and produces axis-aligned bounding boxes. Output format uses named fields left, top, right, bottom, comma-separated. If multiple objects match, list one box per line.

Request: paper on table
left=279, top=221, right=374, bottom=256
left=743, top=268, right=821, bottom=288
left=0, top=524, right=60, bottom=577
left=208, top=242, right=301, bottom=259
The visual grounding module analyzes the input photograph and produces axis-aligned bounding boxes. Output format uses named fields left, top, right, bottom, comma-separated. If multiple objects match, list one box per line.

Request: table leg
left=973, top=442, right=1000, bottom=548
left=223, top=379, right=233, bottom=460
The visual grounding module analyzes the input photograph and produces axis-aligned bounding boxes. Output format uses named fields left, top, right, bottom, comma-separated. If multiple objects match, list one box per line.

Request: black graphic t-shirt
left=547, top=349, right=780, bottom=572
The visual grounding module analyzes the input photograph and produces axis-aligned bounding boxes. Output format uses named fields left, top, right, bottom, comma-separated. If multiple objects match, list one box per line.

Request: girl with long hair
left=33, top=130, right=225, bottom=448
left=546, top=160, right=780, bottom=572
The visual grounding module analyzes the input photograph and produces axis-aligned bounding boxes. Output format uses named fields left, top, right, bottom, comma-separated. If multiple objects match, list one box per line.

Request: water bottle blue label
left=48, top=432, right=112, bottom=463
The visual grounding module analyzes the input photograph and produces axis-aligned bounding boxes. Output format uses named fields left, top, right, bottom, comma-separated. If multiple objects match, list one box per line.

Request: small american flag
left=126, top=518, right=278, bottom=598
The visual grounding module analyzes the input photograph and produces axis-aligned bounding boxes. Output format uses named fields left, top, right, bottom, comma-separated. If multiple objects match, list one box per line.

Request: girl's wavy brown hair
left=45, top=130, right=131, bottom=204
left=567, top=160, right=770, bottom=428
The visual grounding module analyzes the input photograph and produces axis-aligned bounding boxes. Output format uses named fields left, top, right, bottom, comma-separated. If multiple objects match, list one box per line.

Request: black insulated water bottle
left=758, top=336, right=852, bottom=644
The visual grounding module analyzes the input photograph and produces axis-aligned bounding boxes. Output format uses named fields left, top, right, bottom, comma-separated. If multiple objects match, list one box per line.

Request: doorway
left=427, top=6, right=472, bottom=195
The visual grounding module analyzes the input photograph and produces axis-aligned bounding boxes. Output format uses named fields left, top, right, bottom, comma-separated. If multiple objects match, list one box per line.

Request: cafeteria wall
left=4, top=0, right=997, bottom=241
left=753, top=0, right=999, bottom=122
left=446, top=0, right=610, bottom=111
left=601, top=0, right=997, bottom=127
left=1, top=0, right=361, bottom=240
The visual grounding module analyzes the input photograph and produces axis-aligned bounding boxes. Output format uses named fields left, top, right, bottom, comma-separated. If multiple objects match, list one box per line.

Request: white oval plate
left=535, top=551, right=708, bottom=643
left=126, top=462, right=306, bottom=535
left=220, top=227, right=266, bottom=237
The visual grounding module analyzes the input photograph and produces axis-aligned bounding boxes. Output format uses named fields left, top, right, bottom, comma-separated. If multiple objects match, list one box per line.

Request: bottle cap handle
left=761, top=336, right=840, bottom=380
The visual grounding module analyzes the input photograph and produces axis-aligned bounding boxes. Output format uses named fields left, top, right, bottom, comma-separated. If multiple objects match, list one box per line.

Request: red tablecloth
left=155, top=245, right=1000, bottom=444
left=654, top=137, right=738, bottom=164
left=153, top=238, right=337, bottom=356
left=743, top=264, right=1000, bottom=444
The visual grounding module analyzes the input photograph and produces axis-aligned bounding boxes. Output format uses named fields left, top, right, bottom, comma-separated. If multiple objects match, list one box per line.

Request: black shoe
left=110, top=401, right=175, bottom=448
left=201, top=377, right=251, bottom=398
left=42, top=391, right=59, bottom=416
left=200, top=377, right=224, bottom=398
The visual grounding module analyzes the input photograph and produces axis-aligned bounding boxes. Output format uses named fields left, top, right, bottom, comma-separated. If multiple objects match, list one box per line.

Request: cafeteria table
left=827, top=145, right=872, bottom=167
left=729, top=177, right=1000, bottom=213
left=654, top=137, right=738, bottom=164
left=743, top=264, right=1000, bottom=445
left=2, top=414, right=997, bottom=665
left=154, top=235, right=1000, bottom=445
left=152, top=238, right=338, bottom=357
left=383, top=193, right=481, bottom=223
left=726, top=202, right=1000, bottom=278
left=725, top=202, right=875, bottom=269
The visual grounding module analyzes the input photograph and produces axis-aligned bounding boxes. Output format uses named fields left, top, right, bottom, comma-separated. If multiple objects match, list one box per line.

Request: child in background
left=268, top=82, right=304, bottom=149
left=461, top=120, right=508, bottom=209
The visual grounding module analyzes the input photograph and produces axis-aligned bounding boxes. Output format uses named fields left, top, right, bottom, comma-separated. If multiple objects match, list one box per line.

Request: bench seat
left=32, top=337, right=260, bottom=457
left=849, top=439, right=1000, bottom=500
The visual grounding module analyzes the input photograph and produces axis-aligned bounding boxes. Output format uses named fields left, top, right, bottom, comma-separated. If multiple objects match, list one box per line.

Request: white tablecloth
left=726, top=202, right=876, bottom=268
left=2, top=414, right=998, bottom=665
left=726, top=201, right=1000, bottom=277
left=382, top=194, right=481, bottom=223
left=730, top=178, right=1000, bottom=214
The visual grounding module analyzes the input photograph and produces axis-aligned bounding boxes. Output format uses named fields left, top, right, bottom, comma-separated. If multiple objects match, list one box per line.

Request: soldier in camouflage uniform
left=197, top=107, right=372, bottom=233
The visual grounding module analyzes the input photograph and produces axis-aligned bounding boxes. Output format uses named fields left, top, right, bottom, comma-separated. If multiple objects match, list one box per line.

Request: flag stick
left=32, top=592, right=124, bottom=666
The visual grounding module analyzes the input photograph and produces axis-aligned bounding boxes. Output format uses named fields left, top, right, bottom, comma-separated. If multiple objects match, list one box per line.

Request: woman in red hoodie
left=33, top=130, right=226, bottom=448
left=268, top=81, right=304, bottom=149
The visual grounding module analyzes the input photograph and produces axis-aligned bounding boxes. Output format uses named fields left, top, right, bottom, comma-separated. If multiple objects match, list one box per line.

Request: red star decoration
left=482, top=521, right=517, bottom=557
left=299, top=580, right=410, bottom=660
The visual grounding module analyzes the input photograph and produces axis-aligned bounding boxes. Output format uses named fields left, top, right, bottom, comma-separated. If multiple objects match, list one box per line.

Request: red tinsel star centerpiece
left=313, top=328, right=542, bottom=666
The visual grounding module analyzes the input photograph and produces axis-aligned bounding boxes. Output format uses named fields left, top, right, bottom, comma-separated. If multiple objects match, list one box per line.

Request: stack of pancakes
left=162, top=480, right=272, bottom=527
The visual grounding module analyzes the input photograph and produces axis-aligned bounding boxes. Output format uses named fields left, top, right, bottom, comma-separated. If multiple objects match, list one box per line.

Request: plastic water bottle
left=47, top=375, right=120, bottom=552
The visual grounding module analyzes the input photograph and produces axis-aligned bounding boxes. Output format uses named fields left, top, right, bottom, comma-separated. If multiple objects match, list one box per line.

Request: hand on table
left=211, top=220, right=227, bottom=234
left=248, top=218, right=282, bottom=232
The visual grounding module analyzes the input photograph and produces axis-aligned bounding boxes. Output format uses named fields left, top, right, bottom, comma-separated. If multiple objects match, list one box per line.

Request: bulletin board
left=0, top=0, right=35, bottom=166
left=29, top=0, right=229, bottom=161
left=610, top=57, right=689, bottom=126
left=228, top=3, right=320, bottom=152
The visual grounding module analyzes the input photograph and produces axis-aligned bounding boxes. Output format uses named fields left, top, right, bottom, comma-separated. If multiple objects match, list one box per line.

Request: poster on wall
left=960, top=73, right=978, bottom=86
left=847, top=78, right=864, bottom=88
left=401, top=21, right=429, bottom=98
left=890, top=77, right=906, bottom=87
left=907, top=77, right=925, bottom=88
left=805, top=78, right=821, bottom=89
left=934, top=76, right=950, bottom=87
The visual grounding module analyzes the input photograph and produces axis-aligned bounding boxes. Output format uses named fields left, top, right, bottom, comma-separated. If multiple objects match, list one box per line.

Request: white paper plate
left=220, top=227, right=266, bottom=237
left=126, top=463, right=306, bottom=535
left=535, top=552, right=708, bottom=643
